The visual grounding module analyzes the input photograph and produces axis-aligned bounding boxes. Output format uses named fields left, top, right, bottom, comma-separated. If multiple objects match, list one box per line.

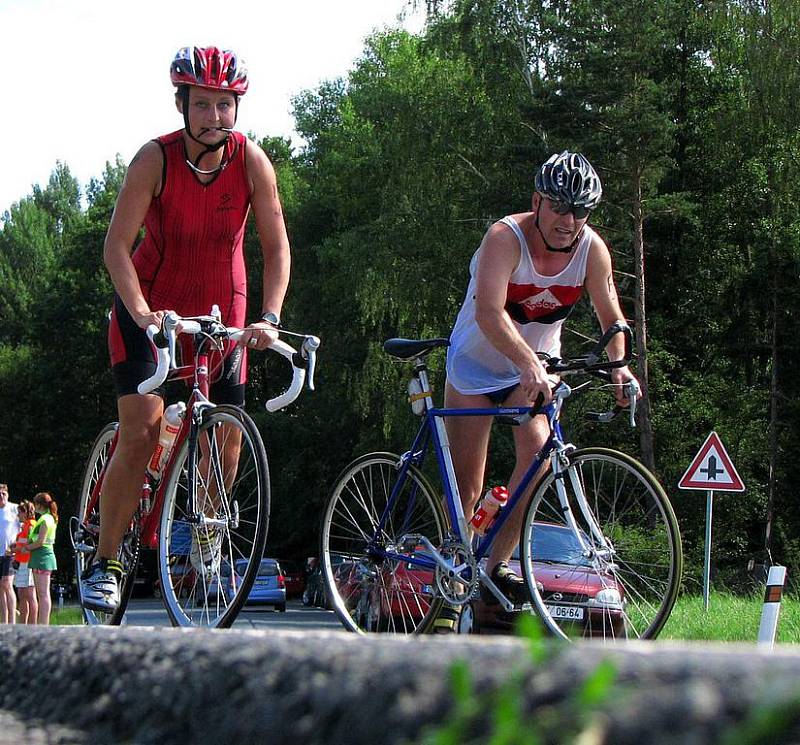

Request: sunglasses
left=546, top=198, right=593, bottom=220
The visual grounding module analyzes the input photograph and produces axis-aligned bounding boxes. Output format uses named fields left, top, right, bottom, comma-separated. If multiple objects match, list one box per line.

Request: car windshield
left=235, top=560, right=279, bottom=577
left=515, top=524, right=591, bottom=567
left=257, top=560, right=279, bottom=577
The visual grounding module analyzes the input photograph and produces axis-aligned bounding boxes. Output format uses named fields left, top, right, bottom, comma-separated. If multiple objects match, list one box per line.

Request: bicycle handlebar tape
left=588, top=321, right=632, bottom=367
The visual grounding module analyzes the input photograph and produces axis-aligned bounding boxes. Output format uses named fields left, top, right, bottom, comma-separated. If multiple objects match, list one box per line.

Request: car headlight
left=594, top=588, right=622, bottom=606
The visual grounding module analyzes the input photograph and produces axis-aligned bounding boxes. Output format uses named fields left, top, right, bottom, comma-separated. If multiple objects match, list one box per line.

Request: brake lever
left=626, top=379, right=640, bottom=428
left=162, top=312, right=180, bottom=369
left=303, top=336, right=321, bottom=391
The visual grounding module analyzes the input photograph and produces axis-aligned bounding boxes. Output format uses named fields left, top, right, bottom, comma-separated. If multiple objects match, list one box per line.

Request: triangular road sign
left=679, top=431, right=745, bottom=491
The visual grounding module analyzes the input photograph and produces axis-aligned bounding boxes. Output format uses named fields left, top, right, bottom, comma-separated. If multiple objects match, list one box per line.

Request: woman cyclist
left=82, top=46, right=292, bottom=613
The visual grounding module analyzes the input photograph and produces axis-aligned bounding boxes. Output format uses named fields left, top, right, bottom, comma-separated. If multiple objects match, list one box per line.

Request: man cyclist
left=439, top=151, right=640, bottom=632
left=82, top=46, right=291, bottom=613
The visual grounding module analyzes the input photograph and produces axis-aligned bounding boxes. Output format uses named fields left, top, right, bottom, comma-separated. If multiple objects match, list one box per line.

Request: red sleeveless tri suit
left=108, top=130, right=251, bottom=399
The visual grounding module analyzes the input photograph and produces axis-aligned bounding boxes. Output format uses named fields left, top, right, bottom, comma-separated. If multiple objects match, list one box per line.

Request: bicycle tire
left=519, top=447, right=682, bottom=640
left=157, top=405, right=270, bottom=628
left=73, top=422, right=140, bottom=626
left=321, top=452, right=447, bottom=635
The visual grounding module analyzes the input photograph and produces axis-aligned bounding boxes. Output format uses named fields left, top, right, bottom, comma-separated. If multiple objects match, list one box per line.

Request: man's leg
left=0, top=576, right=16, bottom=625
left=484, top=386, right=550, bottom=603
left=443, top=383, right=495, bottom=518
left=433, top=384, right=495, bottom=633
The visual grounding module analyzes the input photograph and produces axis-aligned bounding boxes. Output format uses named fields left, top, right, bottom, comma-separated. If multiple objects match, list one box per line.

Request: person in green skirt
left=26, top=492, right=58, bottom=625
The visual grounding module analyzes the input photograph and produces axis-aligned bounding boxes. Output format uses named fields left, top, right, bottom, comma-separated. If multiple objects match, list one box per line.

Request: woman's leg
left=98, top=394, right=163, bottom=559
left=33, top=571, right=51, bottom=625
left=20, top=586, right=37, bottom=624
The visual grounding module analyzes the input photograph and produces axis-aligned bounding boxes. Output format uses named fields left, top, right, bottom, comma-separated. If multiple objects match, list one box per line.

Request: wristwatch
left=260, top=311, right=281, bottom=327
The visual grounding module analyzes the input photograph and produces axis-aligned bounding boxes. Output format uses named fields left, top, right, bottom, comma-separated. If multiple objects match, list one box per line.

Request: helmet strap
left=534, top=209, right=579, bottom=253
left=179, top=86, right=237, bottom=176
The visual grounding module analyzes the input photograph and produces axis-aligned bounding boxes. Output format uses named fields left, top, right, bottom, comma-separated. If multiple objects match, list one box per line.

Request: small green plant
left=419, top=613, right=619, bottom=745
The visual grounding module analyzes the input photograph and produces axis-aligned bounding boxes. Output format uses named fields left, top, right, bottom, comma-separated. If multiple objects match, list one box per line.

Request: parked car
left=339, top=523, right=625, bottom=636
left=153, top=559, right=197, bottom=600
left=278, top=559, right=305, bottom=598
left=202, top=559, right=233, bottom=603
left=234, top=558, right=286, bottom=612
left=457, top=524, right=625, bottom=637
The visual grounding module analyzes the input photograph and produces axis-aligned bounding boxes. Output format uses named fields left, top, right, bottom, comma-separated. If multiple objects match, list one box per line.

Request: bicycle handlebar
left=137, top=311, right=320, bottom=412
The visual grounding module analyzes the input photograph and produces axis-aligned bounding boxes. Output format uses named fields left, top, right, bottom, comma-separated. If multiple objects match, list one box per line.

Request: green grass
left=49, top=606, right=84, bottom=626
left=661, top=592, right=800, bottom=643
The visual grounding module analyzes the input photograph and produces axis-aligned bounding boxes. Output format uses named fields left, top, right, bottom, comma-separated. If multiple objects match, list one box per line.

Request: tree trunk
left=631, top=168, right=656, bottom=473
left=764, top=292, right=778, bottom=557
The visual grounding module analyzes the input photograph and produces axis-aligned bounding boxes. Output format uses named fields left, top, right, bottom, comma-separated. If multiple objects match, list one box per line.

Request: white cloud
left=0, top=0, right=424, bottom=212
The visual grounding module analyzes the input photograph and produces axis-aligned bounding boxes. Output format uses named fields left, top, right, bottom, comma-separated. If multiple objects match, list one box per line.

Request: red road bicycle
left=70, top=307, right=319, bottom=628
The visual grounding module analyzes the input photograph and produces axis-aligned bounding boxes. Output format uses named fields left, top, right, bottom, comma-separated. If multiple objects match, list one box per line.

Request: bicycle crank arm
left=478, top=567, right=517, bottom=613
left=398, top=534, right=472, bottom=588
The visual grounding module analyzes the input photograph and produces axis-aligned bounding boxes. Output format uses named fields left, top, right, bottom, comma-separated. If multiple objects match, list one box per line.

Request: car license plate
left=546, top=604, right=584, bottom=620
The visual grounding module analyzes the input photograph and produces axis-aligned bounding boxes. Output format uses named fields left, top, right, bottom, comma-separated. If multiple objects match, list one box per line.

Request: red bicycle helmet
left=170, top=46, right=249, bottom=95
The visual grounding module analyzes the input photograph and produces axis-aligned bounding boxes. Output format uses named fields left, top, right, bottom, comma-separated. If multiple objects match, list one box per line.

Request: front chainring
left=434, top=540, right=479, bottom=605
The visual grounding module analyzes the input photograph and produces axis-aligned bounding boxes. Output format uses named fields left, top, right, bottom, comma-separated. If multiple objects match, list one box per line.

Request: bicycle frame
left=370, top=366, right=614, bottom=612
left=83, top=334, right=228, bottom=553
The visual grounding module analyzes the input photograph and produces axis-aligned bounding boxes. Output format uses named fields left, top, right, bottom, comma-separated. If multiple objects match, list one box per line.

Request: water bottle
left=469, top=486, right=509, bottom=536
left=146, top=402, right=187, bottom=480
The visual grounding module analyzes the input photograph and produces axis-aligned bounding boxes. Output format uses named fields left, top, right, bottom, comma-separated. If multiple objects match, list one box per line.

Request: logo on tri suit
left=521, top=289, right=561, bottom=315
left=217, top=193, right=236, bottom=212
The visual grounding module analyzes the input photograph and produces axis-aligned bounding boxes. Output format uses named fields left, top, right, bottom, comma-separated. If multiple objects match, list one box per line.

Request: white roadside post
left=758, top=565, right=787, bottom=649
left=678, top=432, right=745, bottom=612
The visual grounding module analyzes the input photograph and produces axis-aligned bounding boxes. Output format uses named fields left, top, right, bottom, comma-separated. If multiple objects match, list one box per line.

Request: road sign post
left=679, top=432, right=745, bottom=611
left=703, top=490, right=713, bottom=611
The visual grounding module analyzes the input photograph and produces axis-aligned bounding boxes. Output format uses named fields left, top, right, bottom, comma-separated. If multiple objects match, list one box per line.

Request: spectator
left=26, top=492, right=58, bottom=625
left=0, top=484, right=19, bottom=624
left=11, top=501, right=38, bottom=624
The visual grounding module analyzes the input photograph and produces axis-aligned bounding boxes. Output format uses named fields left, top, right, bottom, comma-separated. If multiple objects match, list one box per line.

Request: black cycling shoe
left=487, top=561, right=529, bottom=605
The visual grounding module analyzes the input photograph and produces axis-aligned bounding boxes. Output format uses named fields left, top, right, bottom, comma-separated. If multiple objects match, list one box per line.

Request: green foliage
left=419, top=612, right=618, bottom=744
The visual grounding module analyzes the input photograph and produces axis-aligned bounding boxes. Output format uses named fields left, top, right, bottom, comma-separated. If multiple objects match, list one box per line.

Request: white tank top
left=446, top=216, right=593, bottom=394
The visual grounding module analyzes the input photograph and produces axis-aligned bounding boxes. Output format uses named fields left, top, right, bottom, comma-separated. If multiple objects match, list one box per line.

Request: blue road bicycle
left=321, top=322, right=682, bottom=639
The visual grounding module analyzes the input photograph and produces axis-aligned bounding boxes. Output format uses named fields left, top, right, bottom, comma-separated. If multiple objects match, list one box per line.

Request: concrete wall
left=2, top=626, right=800, bottom=744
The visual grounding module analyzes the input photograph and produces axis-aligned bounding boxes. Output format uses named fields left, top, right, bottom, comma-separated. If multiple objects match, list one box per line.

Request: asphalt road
left=121, top=596, right=345, bottom=631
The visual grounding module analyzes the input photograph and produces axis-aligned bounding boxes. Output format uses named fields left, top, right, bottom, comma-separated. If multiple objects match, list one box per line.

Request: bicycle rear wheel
left=158, top=405, right=269, bottom=628
left=73, top=423, right=140, bottom=626
left=321, top=452, right=447, bottom=635
left=519, top=447, right=682, bottom=640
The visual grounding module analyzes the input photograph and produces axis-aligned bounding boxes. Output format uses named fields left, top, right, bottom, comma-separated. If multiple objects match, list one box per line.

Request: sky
left=0, top=0, right=425, bottom=213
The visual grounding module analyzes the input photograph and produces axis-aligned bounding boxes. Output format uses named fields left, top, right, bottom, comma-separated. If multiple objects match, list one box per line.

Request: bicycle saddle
left=383, top=338, right=450, bottom=361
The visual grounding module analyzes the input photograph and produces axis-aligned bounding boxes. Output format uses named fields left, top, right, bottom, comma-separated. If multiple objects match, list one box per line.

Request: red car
left=278, top=559, right=305, bottom=598
left=341, top=523, right=625, bottom=636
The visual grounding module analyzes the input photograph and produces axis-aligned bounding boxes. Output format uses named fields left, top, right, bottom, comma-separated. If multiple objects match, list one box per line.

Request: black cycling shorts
left=108, top=295, right=245, bottom=406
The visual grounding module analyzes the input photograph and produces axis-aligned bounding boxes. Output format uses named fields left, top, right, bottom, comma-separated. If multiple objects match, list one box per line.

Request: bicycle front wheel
left=321, top=453, right=447, bottom=635
left=73, top=422, right=140, bottom=626
left=158, top=405, right=270, bottom=628
left=520, top=448, right=682, bottom=641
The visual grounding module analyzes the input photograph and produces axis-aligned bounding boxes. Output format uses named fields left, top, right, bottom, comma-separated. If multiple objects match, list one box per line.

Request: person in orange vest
left=10, top=500, right=38, bottom=624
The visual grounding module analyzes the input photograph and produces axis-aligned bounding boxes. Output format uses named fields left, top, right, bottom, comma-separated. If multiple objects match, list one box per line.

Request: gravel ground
left=2, top=626, right=800, bottom=744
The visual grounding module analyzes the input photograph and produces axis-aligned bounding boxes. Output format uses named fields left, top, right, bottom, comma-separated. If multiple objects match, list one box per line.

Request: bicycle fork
left=550, top=447, right=616, bottom=570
